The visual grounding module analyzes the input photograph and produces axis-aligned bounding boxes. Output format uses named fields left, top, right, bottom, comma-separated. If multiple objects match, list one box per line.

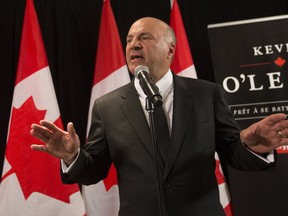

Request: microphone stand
left=145, top=97, right=166, bottom=216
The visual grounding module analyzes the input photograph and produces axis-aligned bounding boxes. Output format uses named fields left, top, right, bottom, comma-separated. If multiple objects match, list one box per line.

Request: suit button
left=164, top=182, right=170, bottom=189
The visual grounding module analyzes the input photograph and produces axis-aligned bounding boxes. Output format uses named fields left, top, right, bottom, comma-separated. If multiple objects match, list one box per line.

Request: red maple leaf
left=103, top=163, right=118, bottom=191
left=2, top=96, right=79, bottom=203
left=274, top=57, right=286, bottom=67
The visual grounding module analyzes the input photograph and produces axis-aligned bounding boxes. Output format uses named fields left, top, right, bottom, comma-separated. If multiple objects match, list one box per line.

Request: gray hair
left=165, top=26, right=176, bottom=45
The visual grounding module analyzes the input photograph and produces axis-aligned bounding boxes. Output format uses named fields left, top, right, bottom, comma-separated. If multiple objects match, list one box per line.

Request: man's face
left=125, top=18, right=172, bottom=81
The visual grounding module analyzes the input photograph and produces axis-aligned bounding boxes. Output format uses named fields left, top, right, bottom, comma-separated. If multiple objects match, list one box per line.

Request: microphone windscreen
left=134, top=65, right=149, bottom=78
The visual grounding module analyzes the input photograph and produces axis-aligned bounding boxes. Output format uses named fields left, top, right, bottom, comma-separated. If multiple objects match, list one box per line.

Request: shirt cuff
left=246, top=147, right=274, bottom=163
left=61, top=148, right=80, bottom=173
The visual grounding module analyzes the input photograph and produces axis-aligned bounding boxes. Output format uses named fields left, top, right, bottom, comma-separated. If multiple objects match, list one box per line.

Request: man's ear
left=168, top=43, right=176, bottom=60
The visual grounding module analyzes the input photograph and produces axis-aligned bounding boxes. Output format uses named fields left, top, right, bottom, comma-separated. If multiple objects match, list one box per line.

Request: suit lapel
left=118, top=77, right=196, bottom=179
left=120, top=82, right=153, bottom=153
left=164, top=76, right=195, bottom=179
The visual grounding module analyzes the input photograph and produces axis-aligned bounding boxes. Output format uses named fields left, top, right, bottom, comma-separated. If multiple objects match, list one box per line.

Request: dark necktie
left=153, top=106, right=171, bottom=167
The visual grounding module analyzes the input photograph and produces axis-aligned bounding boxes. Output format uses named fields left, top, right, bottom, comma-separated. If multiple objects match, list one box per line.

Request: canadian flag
left=81, top=0, right=130, bottom=215
left=170, top=0, right=197, bottom=79
left=169, top=0, right=233, bottom=215
left=0, top=0, right=85, bottom=215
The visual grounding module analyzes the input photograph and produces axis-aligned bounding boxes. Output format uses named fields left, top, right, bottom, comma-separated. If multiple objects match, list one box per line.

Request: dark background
left=1, top=0, right=288, bottom=215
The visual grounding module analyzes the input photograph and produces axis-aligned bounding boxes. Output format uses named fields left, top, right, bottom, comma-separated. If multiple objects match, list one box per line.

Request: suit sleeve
left=61, top=99, right=112, bottom=185
left=213, top=84, right=275, bottom=171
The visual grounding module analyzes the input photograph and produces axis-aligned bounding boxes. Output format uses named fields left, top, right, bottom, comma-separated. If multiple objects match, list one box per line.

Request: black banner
left=208, top=15, right=288, bottom=154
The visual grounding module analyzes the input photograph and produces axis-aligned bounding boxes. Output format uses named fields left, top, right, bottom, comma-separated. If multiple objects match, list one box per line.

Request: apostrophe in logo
left=274, top=57, right=286, bottom=67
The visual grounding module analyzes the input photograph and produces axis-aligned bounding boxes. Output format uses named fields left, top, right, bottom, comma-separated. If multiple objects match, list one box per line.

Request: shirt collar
left=134, top=69, right=173, bottom=101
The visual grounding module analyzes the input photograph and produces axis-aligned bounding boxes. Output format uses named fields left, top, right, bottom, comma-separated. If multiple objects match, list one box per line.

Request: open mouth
left=131, top=55, right=143, bottom=61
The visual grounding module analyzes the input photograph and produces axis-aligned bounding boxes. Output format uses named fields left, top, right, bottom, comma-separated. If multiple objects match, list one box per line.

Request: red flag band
left=0, top=0, right=85, bottom=215
left=170, top=0, right=232, bottom=215
left=81, top=0, right=130, bottom=215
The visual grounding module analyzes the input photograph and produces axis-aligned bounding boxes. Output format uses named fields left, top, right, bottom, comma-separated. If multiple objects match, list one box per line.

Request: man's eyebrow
left=139, top=32, right=152, bottom=37
left=126, top=32, right=152, bottom=40
left=126, top=35, right=133, bottom=39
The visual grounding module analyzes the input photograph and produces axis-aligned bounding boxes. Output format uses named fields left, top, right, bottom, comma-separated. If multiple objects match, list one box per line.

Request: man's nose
left=130, top=39, right=142, bottom=50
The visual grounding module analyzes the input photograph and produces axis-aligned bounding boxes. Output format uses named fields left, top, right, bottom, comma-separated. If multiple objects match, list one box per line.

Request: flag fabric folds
left=169, top=0, right=233, bottom=215
left=0, top=0, right=85, bottom=215
left=81, top=0, right=130, bottom=215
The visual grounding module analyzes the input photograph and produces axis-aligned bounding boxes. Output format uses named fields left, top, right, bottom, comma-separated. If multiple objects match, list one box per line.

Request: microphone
left=134, top=65, right=163, bottom=107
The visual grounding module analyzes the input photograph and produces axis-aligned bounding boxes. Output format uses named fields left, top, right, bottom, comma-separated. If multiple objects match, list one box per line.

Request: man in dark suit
left=31, top=17, right=288, bottom=216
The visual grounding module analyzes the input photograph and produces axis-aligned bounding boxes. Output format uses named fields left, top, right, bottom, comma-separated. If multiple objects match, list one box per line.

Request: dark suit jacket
left=62, top=75, right=272, bottom=216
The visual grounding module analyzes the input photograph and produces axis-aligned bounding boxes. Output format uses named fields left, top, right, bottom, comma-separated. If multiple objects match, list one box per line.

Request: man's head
left=126, top=17, right=176, bottom=82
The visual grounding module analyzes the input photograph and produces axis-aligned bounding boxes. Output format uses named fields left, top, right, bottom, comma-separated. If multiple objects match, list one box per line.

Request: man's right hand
left=30, top=120, right=80, bottom=165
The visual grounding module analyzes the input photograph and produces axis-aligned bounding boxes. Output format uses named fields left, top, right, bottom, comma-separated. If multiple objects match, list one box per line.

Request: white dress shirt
left=134, top=69, right=174, bottom=135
